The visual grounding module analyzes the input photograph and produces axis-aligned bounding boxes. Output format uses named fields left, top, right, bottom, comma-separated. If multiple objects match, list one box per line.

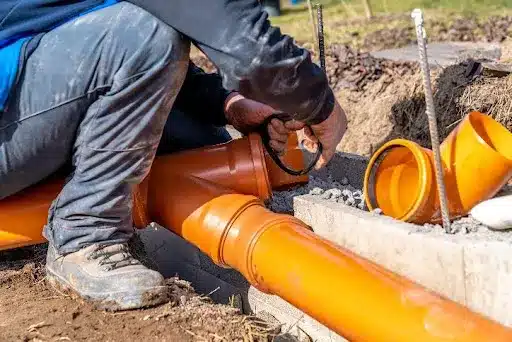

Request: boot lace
left=87, top=244, right=141, bottom=271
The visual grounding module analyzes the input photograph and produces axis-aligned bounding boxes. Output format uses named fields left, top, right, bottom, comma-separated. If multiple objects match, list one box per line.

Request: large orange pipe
left=145, top=171, right=512, bottom=342
left=364, top=112, right=512, bottom=223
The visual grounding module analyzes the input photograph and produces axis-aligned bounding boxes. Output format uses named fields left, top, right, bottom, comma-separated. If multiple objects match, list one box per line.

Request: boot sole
left=46, top=268, right=169, bottom=311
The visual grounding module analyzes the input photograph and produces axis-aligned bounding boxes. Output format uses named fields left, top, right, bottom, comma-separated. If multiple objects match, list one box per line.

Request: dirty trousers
left=0, top=2, right=194, bottom=254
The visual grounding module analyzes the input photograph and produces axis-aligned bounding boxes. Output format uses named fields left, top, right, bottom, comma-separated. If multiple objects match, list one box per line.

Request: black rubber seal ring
left=259, top=112, right=323, bottom=176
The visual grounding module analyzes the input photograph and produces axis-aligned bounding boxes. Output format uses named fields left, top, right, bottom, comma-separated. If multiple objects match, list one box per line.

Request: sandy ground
left=0, top=246, right=277, bottom=342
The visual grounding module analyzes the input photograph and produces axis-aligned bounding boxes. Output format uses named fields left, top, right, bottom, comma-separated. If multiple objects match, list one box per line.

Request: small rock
left=309, top=187, right=325, bottom=195
left=345, top=196, right=356, bottom=206
left=341, top=177, right=349, bottom=186
left=372, top=208, right=383, bottom=215
left=321, top=188, right=342, bottom=200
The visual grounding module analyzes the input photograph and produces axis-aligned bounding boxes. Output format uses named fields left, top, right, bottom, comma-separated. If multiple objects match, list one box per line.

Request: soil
left=335, top=55, right=512, bottom=156
left=361, top=15, right=512, bottom=52
left=325, top=44, right=418, bottom=92
left=0, top=246, right=277, bottom=342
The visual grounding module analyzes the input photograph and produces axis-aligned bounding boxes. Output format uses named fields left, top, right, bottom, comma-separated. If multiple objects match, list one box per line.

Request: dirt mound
left=336, top=70, right=421, bottom=156
left=363, top=27, right=415, bottom=52
left=361, top=15, right=512, bottom=52
left=337, top=58, right=512, bottom=156
left=0, top=246, right=277, bottom=342
left=432, top=15, right=512, bottom=43
left=326, top=44, right=418, bottom=92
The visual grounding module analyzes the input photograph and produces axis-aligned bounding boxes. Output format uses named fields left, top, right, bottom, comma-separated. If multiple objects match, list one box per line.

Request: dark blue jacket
left=0, top=0, right=334, bottom=124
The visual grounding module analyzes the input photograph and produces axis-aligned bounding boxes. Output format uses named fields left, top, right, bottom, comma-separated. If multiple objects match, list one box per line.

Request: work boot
left=46, top=243, right=168, bottom=311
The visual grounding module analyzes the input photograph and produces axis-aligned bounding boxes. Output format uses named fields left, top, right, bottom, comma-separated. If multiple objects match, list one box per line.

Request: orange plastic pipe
left=0, top=133, right=308, bottom=250
left=0, top=179, right=64, bottom=251
left=155, top=133, right=272, bottom=201
left=364, top=112, right=512, bottom=223
left=144, top=171, right=512, bottom=342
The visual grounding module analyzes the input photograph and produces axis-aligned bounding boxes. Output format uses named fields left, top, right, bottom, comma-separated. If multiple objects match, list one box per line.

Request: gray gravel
left=268, top=171, right=512, bottom=241
left=268, top=175, right=366, bottom=214
left=416, top=216, right=512, bottom=242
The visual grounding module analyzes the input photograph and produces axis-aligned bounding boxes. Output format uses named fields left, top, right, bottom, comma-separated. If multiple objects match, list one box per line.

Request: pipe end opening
left=366, top=142, right=429, bottom=221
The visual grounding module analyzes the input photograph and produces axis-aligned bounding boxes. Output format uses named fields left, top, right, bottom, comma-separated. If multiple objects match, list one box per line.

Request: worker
left=0, top=0, right=347, bottom=310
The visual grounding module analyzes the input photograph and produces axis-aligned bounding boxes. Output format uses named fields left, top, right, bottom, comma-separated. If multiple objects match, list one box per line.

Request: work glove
left=224, top=92, right=303, bottom=154
left=225, top=92, right=348, bottom=169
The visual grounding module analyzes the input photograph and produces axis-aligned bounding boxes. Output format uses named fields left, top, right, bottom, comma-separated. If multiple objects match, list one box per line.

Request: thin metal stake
left=307, top=0, right=318, bottom=53
left=411, top=9, right=452, bottom=233
left=316, top=4, right=326, bottom=72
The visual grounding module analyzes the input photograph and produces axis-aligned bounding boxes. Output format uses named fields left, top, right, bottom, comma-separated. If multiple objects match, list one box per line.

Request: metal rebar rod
left=411, top=9, right=452, bottom=233
left=316, top=4, right=325, bottom=72
left=307, top=0, right=318, bottom=53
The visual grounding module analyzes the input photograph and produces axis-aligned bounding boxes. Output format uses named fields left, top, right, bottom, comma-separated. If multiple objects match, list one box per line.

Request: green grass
left=271, top=0, right=512, bottom=49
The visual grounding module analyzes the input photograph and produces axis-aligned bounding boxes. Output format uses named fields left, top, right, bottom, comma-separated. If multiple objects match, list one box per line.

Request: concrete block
left=294, top=196, right=467, bottom=304
left=246, top=287, right=347, bottom=342
left=463, top=242, right=512, bottom=326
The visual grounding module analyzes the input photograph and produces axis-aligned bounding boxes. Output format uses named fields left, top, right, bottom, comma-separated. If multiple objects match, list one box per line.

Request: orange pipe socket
left=145, top=171, right=512, bottom=342
left=364, top=112, right=512, bottom=223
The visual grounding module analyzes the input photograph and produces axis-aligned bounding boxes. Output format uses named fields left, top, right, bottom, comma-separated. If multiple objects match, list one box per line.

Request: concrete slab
left=370, top=42, right=502, bottom=67
left=463, top=242, right=512, bottom=326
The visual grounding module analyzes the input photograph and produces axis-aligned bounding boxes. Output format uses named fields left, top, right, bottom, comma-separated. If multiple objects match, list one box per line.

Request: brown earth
left=336, top=56, right=512, bottom=156
left=361, top=15, right=512, bottom=52
left=0, top=246, right=277, bottom=342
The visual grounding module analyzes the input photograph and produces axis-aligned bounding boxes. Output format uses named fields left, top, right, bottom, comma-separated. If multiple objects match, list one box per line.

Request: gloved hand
left=300, top=100, right=348, bottom=169
left=225, top=92, right=348, bottom=169
left=224, top=92, right=304, bottom=154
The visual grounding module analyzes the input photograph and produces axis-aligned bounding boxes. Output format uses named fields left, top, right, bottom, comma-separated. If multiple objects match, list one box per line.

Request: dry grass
left=460, top=74, right=512, bottom=129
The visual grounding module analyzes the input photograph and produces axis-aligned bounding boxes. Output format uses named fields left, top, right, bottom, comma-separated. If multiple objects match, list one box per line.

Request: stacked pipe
left=1, top=131, right=512, bottom=341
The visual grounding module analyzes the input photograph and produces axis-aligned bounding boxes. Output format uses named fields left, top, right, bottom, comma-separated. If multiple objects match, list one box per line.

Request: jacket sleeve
left=126, top=0, right=334, bottom=125
left=172, top=61, right=231, bottom=127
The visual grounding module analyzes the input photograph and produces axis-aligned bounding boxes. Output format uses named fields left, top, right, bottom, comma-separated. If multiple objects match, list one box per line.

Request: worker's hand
left=224, top=92, right=305, bottom=154
left=300, top=100, right=348, bottom=169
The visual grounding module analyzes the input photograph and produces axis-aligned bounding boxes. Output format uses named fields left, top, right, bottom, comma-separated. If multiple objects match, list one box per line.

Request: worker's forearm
left=173, top=62, right=231, bottom=126
left=126, top=0, right=334, bottom=125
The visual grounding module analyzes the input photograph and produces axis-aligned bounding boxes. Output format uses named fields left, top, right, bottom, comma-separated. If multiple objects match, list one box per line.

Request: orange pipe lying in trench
left=144, top=171, right=512, bottom=342
left=364, top=111, right=512, bottom=223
